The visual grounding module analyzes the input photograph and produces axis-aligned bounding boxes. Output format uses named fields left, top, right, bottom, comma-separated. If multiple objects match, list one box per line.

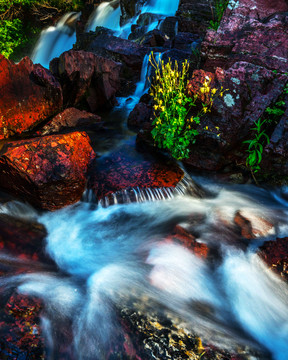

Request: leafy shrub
left=0, top=0, right=84, bottom=60
left=149, top=53, right=223, bottom=160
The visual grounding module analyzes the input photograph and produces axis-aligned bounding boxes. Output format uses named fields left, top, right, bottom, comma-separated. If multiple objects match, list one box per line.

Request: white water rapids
left=1, top=182, right=288, bottom=359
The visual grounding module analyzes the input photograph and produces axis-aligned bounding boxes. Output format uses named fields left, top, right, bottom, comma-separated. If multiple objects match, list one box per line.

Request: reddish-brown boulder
left=202, top=0, right=288, bottom=72
left=50, top=50, right=122, bottom=111
left=87, top=141, right=185, bottom=204
left=259, top=237, right=288, bottom=282
left=40, top=107, right=102, bottom=135
left=234, top=210, right=274, bottom=239
left=0, top=55, right=62, bottom=140
left=0, top=132, right=96, bottom=211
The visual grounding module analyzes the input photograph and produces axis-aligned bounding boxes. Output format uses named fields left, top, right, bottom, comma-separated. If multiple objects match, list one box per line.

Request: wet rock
left=127, top=102, right=153, bottom=131
left=0, top=132, right=96, bottom=211
left=75, top=32, right=149, bottom=82
left=234, top=210, right=275, bottom=239
left=50, top=50, right=121, bottom=111
left=173, top=32, right=201, bottom=52
left=165, top=225, right=209, bottom=259
left=40, top=107, right=102, bottom=136
left=0, top=55, right=62, bottom=140
left=139, top=29, right=167, bottom=47
left=0, top=213, right=49, bottom=266
left=202, top=0, right=288, bottom=73
left=120, top=0, right=146, bottom=26
left=259, top=237, right=288, bottom=282
left=137, top=12, right=163, bottom=27
left=87, top=141, right=185, bottom=203
left=176, top=0, right=214, bottom=35
left=0, top=293, right=44, bottom=360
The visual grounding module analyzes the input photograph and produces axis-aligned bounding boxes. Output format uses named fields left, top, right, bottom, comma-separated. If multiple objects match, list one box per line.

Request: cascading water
left=144, top=0, right=180, bottom=16
left=1, top=184, right=288, bottom=359
left=32, top=12, right=80, bottom=68
left=86, top=1, right=121, bottom=32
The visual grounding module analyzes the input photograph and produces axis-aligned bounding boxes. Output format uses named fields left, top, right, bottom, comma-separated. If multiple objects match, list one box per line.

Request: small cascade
left=86, top=0, right=121, bottom=32
left=83, top=172, right=202, bottom=207
left=134, top=53, right=150, bottom=99
left=32, top=12, right=80, bottom=68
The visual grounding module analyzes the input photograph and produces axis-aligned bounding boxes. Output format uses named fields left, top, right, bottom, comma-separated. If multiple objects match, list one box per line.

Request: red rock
left=88, top=141, right=184, bottom=202
left=0, top=132, right=96, bottom=211
left=0, top=55, right=62, bottom=140
left=40, top=107, right=102, bottom=135
left=0, top=213, right=50, bottom=266
left=50, top=50, right=122, bottom=111
left=234, top=210, right=274, bottom=239
left=202, top=0, right=288, bottom=72
left=165, top=225, right=209, bottom=259
left=259, top=237, right=288, bottom=281
left=187, top=69, right=216, bottom=104
left=0, top=293, right=44, bottom=359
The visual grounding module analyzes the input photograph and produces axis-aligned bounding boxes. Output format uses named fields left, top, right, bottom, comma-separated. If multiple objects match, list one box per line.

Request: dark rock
left=127, top=102, right=153, bottom=131
left=0, top=132, right=96, bottom=211
left=140, top=29, right=167, bottom=47
left=176, top=0, right=214, bottom=35
left=40, top=107, right=102, bottom=135
left=137, top=12, right=163, bottom=27
left=259, top=237, right=288, bottom=282
left=0, top=55, right=62, bottom=140
left=50, top=50, right=121, bottom=111
left=173, top=32, right=201, bottom=52
left=120, top=0, right=146, bottom=26
left=159, top=16, right=179, bottom=39
left=202, top=1, right=288, bottom=73
left=74, top=32, right=149, bottom=82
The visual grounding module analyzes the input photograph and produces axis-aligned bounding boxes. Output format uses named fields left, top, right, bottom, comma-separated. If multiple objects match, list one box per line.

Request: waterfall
left=31, top=12, right=80, bottom=68
left=134, top=53, right=151, bottom=99
left=144, top=0, right=180, bottom=16
left=86, top=1, right=121, bottom=32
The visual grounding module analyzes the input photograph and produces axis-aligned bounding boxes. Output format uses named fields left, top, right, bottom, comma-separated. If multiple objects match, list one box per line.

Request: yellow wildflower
left=205, top=87, right=210, bottom=93
left=215, top=126, right=219, bottom=130
left=203, top=107, right=208, bottom=113
left=178, top=99, right=182, bottom=104
left=161, top=106, right=165, bottom=111
left=205, top=126, right=209, bottom=130
left=200, top=87, right=205, bottom=94
left=211, top=88, right=217, bottom=95
left=154, top=105, right=158, bottom=110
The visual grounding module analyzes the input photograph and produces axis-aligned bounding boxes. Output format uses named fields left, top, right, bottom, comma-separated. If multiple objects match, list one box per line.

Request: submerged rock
left=0, top=132, right=95, bottom=211
left=0, top=55, right=62, bottom=140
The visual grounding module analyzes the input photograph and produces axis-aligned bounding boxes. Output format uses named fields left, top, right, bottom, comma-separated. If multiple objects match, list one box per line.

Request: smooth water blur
left=32, top=12, right=80, bottom=68
left=144, top=0, right=180, bottom=16
left=86, top=1, right=121, bottom=32
left=1, top=184, right=288, bottom=358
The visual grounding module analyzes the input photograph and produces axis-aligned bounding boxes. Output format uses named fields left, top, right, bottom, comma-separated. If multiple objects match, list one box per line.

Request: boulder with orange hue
left=187, top=69, right=216, bottom=105
left=50, top=50, right=122, bottom=111
left=0, top=132, right=96, bottom=211
left=40, top=107, right=102, bottom=136
left=0, top=55, right=62, bottom=140
left=259, top=237, right=288, bottom=282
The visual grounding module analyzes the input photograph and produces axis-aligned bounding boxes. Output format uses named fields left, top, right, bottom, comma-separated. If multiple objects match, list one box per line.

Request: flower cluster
left=149, top=54, right=225, bottom=160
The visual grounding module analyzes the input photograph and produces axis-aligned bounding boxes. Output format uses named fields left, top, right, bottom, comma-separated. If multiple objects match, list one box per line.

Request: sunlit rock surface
left=0, top=55, right=62, bottom=140
left=0, top=132, right=95, bottom=211
left=50, top=50, right=122, bottom=111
